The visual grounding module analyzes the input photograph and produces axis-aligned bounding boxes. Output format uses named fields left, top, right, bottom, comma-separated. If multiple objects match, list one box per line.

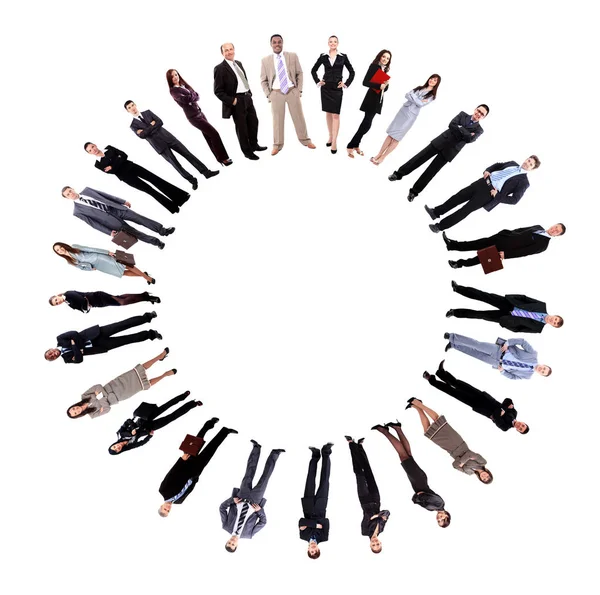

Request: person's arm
left=95, top=189, right=126, bottom=206
left=171, top=87, right=194, bottom=108
left=146, top=110, right=163, bottom=130
left=260, top=59, right=271, bottom=98
left=503, top=239, right=547, bottom=260
left=72, top=244, right=110, bottom=255
left=502, top=398, right=514, bottom=408
left=108, top=145, right=128, bottom=160
left=310, top=56, right=322, bottom=84
left=343, top=55, right=355, bottom=87
left=299, top=518, right=320, bottom=529
left=466, top=126, right=483, bottom=143
left=213, top=66, right=236, bottom=106
left=131, top=120, right=149, bottom=139
left=362, top=65, right=381, bottom=90
left=407, top=89, right=430, bottom=107
left=250, top=507, right=267, bottom=536
left=473, top=453, right=487, bottom=465
left=457, top=451, right=476, bottom=467
left=448, top=112, right=467, bottom=135
left=500, top=367, right=522, bottom=380
left=81, top=384, right=104, bottom=399
left=489, top=179, right=528, bottom=210
left=76, top=213, right=113, bottom=236
left=507, top=337, right=537, bottom=356
left=219, top=497, right=234, bottom=525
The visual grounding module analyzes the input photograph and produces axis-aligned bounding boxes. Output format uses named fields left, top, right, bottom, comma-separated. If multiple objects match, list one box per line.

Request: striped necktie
left=490, top=166, right=520, bottom=190
left=503, top=359, right=534, bottom=370
left=231, top=61, right=249, bottom=91
left=276, top=55, right=289, bottom=94
left=511, top=308, right=547, bottom=322
left=235, top=502, right=250, bottom=535
left=80, top=197, right=109, bottom=212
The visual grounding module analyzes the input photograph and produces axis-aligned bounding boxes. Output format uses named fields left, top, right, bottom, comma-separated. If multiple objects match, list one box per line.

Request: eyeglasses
left=474, top=108, right=487, bottom=117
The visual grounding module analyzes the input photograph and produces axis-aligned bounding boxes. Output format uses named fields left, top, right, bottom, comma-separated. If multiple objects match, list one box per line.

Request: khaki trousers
left=270, top=88, right=311, bottom=149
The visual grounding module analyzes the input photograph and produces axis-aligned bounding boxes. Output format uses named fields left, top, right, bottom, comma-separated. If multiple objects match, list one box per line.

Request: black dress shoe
left=407, top=191, right=417, bottom=202
left=321, top=442, right=334, bottom=455
left=195, top=400, right=203, bottom=407
left=444, top=332, right=450, bottom=340
left=429, top=224, right=441, bottom=233
left=253, top=145, right=268, bottom=152
left=451, top=280, right=457, bottom=291
left=448, top=260, right=459, bottom=269
left=357, top=438, right=365, bottom=444
left=445, top=342, right=452, bottom=352
left=164, top=227, right=175, bottom=236
left=150, top=330, right=163, bottom=340
left=442, top=231, right=451, bottom=247
left=180, top=193, right=191, bottom=205
left=388, top=172, right=400, bottom=181
left=226, top=428, right=239, bottom=434
left=147, top=311, right=158, bottom=320
left=446, top=309, right=454, bottom=318
left=309, top=446, right=321, bottom=457
left=437, top=360, right=446, bottom=374
left=331, top=149, right=338, bottom=154
left=148, top=295, right=161, bottom=304
left=245, top=152, right=260, bottom=160
left=191, top=178, right=199, bottom=190
left=205, top=170, right=220, bottom=179
left=424, top=205, right=437, bottom=220
left=272, top=448, right=286, bottom=453
left=158, top=241, right=165, bottom=250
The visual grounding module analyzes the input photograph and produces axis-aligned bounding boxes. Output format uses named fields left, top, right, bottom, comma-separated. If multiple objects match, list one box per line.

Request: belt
left=235, top=91, right=251, bottom=96
left=485, top=177, right=494, bottom=188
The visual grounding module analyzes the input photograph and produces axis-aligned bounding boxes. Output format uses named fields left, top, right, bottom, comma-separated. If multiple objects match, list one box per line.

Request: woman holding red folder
left=346, top=50, right=392, bottom=158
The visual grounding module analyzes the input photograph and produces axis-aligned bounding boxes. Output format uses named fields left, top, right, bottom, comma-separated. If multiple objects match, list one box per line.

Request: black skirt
left=401, top=457, right=429, bottom=493
left=321, top=84, right=343, bottom=114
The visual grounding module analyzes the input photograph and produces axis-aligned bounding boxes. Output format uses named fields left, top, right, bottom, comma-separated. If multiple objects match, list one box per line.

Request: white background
left=2, top=1, right=598, bottom=593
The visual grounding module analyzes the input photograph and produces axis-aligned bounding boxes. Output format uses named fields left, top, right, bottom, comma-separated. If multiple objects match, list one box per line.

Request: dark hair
left=543, top=366, right=552, bottom=377
left=220, top=43, right=234, bottom=54
left=166, top=69, right=191, bottom=90
left=370, top=542, right=382, bottom=554
left=414, top=73, right=442, bottom=99
left=49, top=296, right=57, bottom=306
left=308, top=549, right=321, bottom=560
left=61, top=186, right=72, bottom=196
left=557, top=223, right=566, bottom=235
left=521, top=424, right=530, bottom=435
left=270, top=34, right=283, bottom=43
left=475, top=467, right=494, bottom=485
left=439, top=511, right=451, bottom=528
left=529, top=155, right=541, bottom=169
left=372, top=49, right=392, bottom=73
left=225, top=543, right=237, bottom=553
left=555, top=316, right=564, bottom=328
left=124, top=100, right=134, bottom=110
left=329, top=35, right=338, bottom=41
left=477, top=104, right=490, bottom=116
left=53, top=242, right=80, bottom=266
left=84, top=142, right=93, bottom=151
left=66, top=397, right=96, bottom=419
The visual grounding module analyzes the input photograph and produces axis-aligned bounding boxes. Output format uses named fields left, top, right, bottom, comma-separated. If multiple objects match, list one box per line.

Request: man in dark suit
left=44, top=312, right=161, bottom=364
left=124, top=100, right=219, bottom=190
left=220, top=440, right=285, bottom=552
left=84, top=142, right=189, bottom=214
left=158, top=421, right=238, bottom=518
left=445, top=222, right=566, bottom=268
left=299, top=443, right=333, bottom=559
left=447, top=281, right=563, bottom=333
left=389, top=105, right=489, bottom=201
left=214, top=43, right=267, bottom=160
left=62, top=186, right=174, bottom=249
left=425, top=156, right=541, bottom=232
left=423, top=362, right=530, bottom=433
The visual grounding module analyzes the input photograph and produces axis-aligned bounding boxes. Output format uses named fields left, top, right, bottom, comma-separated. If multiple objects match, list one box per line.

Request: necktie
left=138, top=115, right=144, bottom=122
left=168, top=478, right=193, bottom=503
left=231, top=61, right=249, bottom=91
left=80, top=197, right=109, bottom=213
left=511, top=308, right=547, bottom=322
left=276, top=55, right=289, bottom=94
left=490, top=166, right=520, bottom=189
left=503, top=359, right=534, bottom=370
left=235, top=502, right=250, bottom=535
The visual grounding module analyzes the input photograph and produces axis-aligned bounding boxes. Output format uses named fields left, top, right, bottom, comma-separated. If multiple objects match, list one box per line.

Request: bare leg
left=373, top=136, right=392, bottom=161
left=326, top=112, right=333, bottom=143
left=413, top=399, right=440, bottom=422
left=141, top=349, right=168, bottom=370
left=374, top=427, right=410, bottom=462
left=124, top=266, right=152, bottom=282
left=378, top=139, right=399, bottom=163
left=415, top=408, right=432, bottom=433
left=331, top=114, right=340, bottom=150
left=149, top=369, right=175, bottom=387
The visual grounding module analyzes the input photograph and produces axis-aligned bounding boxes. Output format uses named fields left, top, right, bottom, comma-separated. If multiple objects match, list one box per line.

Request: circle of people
left=46, top=34, right=566, bottom=558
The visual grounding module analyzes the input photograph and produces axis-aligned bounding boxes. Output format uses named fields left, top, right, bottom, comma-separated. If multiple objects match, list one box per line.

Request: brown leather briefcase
left=179, top=434, right=205, bottom=456
left=477, top=246, right=503, bottom=274
left=112, top=231, right=138, bottom=249
left=115, top=250, right=136, bottom=267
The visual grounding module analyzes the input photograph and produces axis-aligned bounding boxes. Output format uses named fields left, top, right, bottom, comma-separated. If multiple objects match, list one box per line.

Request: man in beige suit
left=260, top=34, right=316, bottom=156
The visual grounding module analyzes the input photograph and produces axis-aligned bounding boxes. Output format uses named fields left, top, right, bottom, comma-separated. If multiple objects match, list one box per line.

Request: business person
left=49, top=290, right=159, bottom=313
left=445, top=223, right=566, bottom=268
left=66, top=348, right=174, bottom=419
left=299, top=443, right=333, bottom=559
left=406, top=398, right=492, bottom=483
left=426, top=156, right=541, bottom=232
left=53, top=242, right=155, bottom=284
left=158, top=422, right=238, bottom=518
left=447, top=281, right=563, bottom=333
left=214, top=43, right=267, bottom=160
left=260, top=34, right=316, bottom=156
left=310, top=35, right=355, bottom=154
left=220, top=440, right=285, bottom=553
left=371, top=74, right=441, bottom=165
left=345, top=436, right=390, bottom=553
left=423, top=361, right=529, bottom=433
left=371, top=422, right=450, bottom=527
left=109, top=390, right=201, bottom=454
left=45, top=311, right=161, bottom=364
left=125, top=100, right=219, bottom=189
left=444, top=332, right=551, bottom=380
left=84, top=143, right=189, bottom=214
left=62, top=186, right=174, bottom=249
left=167, top=69, right=232, bottom=166
left=346, top=49, right=392, bottom=158
left=389, top=104, right=489, bottom=201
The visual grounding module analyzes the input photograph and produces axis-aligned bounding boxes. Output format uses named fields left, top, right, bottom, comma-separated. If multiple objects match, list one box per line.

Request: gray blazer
left=219, top=488, right=267, bottom=539
left=73, top=188, right=129, bottom=236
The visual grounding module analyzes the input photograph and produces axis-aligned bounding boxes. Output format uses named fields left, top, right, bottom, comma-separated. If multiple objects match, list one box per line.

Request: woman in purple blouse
left=166, top=69, right=232, bottom=166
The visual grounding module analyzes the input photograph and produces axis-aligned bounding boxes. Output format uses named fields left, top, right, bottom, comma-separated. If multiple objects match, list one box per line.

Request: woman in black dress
left=310, top=36, right=355, bottom=154
left=49, top=290, right=160, bottom=313
left=347, top=49, right=392, bottom=158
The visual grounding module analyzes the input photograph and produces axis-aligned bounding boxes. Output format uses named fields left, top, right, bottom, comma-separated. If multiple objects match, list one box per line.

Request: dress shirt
left=511, top=308, right=547, bottom=322
left=328, top=53, right=337, bottom=66
left=60, top=339, right=92, bottom=355
left=272, top=53, right=294, bottom=90
left=226, top=59, right=249, bottom=93
left=233, top=500, right=252, bottom=535
left=76, top=197, right=109, bottom=212
left=490, top=166, right=524, bottom=191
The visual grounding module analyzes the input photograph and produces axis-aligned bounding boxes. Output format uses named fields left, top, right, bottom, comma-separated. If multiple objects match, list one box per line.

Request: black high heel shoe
left=326, top=142, right=332, bottom=147
left=384, top=419, right=402, bottom=427
left=171, top=368, right=177, bottom=375
left=144, top=272, right=156, bottom=285
left=371, top=424, right=385, bottom=431
left=331, top=148, right=338, bottom=154
left=406, top=397, right=417, bottom=410
left=159, top=347, right=170, bottom=361
left=344, top=435, right=354, bottom=442
left=220, top=159, right=233, bottom=167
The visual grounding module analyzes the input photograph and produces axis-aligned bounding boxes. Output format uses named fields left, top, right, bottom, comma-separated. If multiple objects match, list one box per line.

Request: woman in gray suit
left=53, top=242, right=155, bottom=284
left=406, top=397, right=493, bottom=484
left=371, top=74, right=441, bottom=165
left=66, top=348, right=175, bottom=419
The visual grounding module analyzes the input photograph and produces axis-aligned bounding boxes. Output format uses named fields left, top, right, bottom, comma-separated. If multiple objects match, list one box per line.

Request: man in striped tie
left=260, top=34, right=316, bottom=155
left=426, top=156, right=540, bottom=233
left=62, top=186, right=174, bottom=249
left=446, top=282, right=563, bottom=333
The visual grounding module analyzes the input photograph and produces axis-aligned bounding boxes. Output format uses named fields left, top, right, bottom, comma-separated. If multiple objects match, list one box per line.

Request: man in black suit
left=445, top=222, right=566, bottom=268
left=389, top=105, right=489, bottom=202
left=125, top=100, right=219, bottom=190
left=299, top=443, right=333, bottom=559
left=447, top=281, right=564, bottom=333
left=426, top=156, right=541, bottom=233
left=84, top=142, right=189, bottom=214
left=44, top=312, right=161, bottom=364
left=158, top=420, right=238, bottom=518
left=62, top=186, right=174, bottom=249
left=214, top=43, right=267, bottom=160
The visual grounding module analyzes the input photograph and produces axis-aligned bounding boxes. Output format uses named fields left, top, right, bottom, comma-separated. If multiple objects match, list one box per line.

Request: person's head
left=158, top=502, right=173, bottom=517
left=53, top=242, right=79, bottom=266
left=369, top=535, right=382, bottom=554
left=474, top=467, right=494, bottom=485
left=49, top=294, right=66, bottom=306
left=225, top=535, right=239, bottom=553
left=521, top=155, right=541, bottom=171
left=547, top=223, right=566, bottom=236
left=328, top=35, right=338, bottom=51
left=514, top=421, right=529, bottom=434
left=535, top=364, right=552, bottom=377
left=124, top=100, right=140, bottom=116
left=415, top=73, right=441, bottom=99
left=436, top=510, right=451, bottom=528
left=61, top=186, right=79, bottom=200
left=472, top=104, right=489, bottom=121
left=44, top=348, right=61, bottom=361
left=84, top=142, right=101, bottom=156
left=307, top=541, right=320, bottom=559
left=373, top=49, right=392, bottom=72
left=270, top=34, right=283, bottom=54
left=545, top=315, right=564, bottom=328
left=221, top=43, right=235, bottom=61
left=166, top=69, right=185, bottom=89
left=66, top=399, right=91, bottom=419
left=108, top=441, right=129, bottom=455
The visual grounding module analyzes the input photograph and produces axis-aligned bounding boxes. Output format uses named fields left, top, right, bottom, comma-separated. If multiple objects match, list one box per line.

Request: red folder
left=370, top=69, right=390, bottom=94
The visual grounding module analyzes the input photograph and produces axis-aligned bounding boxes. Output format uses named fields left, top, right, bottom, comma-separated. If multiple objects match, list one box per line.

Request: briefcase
left=477, top=246, right=503, bottom=274
left=179, top=434, right=205, bottom=456
left=115, top=250, right=136, bottom=267
left=112, top=231, right=138, bottom=249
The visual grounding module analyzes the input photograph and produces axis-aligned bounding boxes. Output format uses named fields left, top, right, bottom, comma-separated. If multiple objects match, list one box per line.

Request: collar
left=274, top=52, right=284, bottom=59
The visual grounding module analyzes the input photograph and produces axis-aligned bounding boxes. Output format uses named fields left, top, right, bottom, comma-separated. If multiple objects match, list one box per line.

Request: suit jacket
left=310, top=53, right=355, bottom=87
left=298, top=517, right=330, bottom=543
left=159, top=457, right=199, bottom=503
left=94, top=146, right=134, bottom=179
left=483, top=161, right=530, bottom=212
left=130, top=110, right=179, bottom=154
left=170, top=85, right=202, bottom=118
left=359, top=63, right=389, bottom=114
left=493, top=225, right=549, bottom=259
left=431, top=112, right=483, bottom=162
left=63, top=290, right=91, bottom=313
left=496, top=294, right=548, bottom=333
left=73, top=188, right=130, bottom=236
left=219, top=488, right=268, bottom=539
left=260, top=52, right=304, bottom=99
left=56, top=325, right=102, bottom=363
left=489, top=398, right=517, bottom=431
left=214, top=60, right=252, bottom=118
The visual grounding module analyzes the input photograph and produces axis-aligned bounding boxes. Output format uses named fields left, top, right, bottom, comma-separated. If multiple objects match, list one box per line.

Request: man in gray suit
left=62, top=186, right=175, bottom=250
left=445, top=332, right=551, bottom=380
left=219, top=440, right=285, bottom=553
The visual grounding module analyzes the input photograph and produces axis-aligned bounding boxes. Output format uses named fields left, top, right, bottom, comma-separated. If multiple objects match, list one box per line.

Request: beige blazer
left=260, top=52, right=304, bottom=100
